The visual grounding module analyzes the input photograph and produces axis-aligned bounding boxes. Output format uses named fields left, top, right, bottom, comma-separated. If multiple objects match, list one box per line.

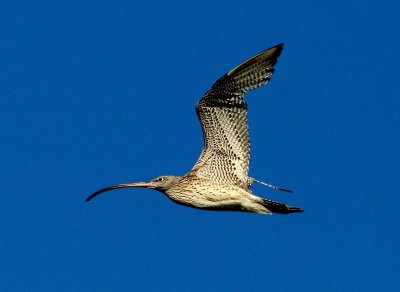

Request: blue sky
left=1, top=0, right=399, bottom=291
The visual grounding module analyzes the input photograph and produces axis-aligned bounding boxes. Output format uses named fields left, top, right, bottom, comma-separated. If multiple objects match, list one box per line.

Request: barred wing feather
left=190, top=44, right=284, bottom=190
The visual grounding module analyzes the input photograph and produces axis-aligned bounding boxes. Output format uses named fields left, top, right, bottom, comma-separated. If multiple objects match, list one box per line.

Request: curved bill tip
left=85, top=185, right=118, bottom=202
left=85, top=182, right=152, bottom=202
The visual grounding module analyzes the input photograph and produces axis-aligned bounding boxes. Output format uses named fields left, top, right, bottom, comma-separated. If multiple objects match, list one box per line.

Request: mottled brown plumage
left=86, top=44, right=303, bottom=215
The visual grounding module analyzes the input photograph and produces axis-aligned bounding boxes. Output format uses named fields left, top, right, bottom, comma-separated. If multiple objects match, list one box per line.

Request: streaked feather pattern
left=190, top=44, right=283, bottom=190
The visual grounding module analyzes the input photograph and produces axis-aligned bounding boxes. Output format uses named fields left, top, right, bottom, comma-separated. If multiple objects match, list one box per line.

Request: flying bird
left=86, top=43, right=303, bottom=215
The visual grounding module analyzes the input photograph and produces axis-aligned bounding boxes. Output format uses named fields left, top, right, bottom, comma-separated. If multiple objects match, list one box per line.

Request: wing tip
left=227, top=42, right=285, bottom=77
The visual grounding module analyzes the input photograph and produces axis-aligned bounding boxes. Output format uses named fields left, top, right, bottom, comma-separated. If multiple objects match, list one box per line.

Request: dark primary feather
left=190, top=44, right=284, bottom=190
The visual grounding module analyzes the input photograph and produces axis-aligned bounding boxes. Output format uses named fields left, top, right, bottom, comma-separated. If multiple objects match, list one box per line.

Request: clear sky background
left=1, top=0, right=399, bottom=291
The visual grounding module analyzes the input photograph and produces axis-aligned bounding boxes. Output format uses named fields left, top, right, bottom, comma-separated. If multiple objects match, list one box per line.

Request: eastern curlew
left=86, top=43, right=303, bottom=215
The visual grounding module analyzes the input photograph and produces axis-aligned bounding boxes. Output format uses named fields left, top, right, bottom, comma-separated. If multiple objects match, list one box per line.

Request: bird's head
left=146, top=175, right=182, bottom=192
left=85, top=175, right=182, bottom=202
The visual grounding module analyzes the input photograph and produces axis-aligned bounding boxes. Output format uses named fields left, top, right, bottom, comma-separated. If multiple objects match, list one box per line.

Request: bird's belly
left=166, top=184, right=252, bottom=212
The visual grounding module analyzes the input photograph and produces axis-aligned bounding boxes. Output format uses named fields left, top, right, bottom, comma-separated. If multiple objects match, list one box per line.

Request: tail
left=261, top=198, right=303, bottom=214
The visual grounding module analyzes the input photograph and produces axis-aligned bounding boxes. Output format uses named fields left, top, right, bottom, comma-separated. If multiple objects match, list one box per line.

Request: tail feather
left=261, top=198, right=303, bottom=214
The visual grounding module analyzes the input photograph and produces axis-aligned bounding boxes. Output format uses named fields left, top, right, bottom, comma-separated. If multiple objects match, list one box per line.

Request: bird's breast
left=165, top=177, right=251, bottom=209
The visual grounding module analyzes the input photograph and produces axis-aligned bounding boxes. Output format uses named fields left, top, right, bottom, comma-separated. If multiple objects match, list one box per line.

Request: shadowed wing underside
left=190, top=44, right=284, bottom=190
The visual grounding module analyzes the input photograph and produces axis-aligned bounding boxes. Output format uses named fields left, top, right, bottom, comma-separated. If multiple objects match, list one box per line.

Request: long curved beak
left=85, top=181, right=153, bottom=202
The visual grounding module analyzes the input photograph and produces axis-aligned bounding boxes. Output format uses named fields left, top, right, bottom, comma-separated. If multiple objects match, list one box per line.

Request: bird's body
left=86, top=43, right=303, bottom=215
left=167, top=175, right=265, bottom=213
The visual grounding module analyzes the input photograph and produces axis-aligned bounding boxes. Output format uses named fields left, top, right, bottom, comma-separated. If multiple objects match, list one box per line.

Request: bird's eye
left=156, top=177, right=163, bottom=182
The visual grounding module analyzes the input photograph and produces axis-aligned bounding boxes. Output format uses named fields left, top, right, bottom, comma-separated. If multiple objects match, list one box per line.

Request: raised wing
left=190, top=44, right=284, bottom=190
